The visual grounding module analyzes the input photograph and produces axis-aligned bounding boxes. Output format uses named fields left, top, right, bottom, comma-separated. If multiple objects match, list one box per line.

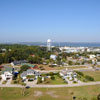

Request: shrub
left=91, top=97, right=97, bottom=100
left=73, top=81, right=77, bottom=84
left=21, top=82, right=26, bottom=86
left=97, top=94, right=100, bottom=100
left=0, top=76, right=2, bottom=81
left=27, top=75, right=35, bottom=79
left=2, top=80, right=7, bottom=84
left=12, top=80, right=19, bottom=84
left=78, top=97, right=87, bottom=100
left=76, top=71, right=84, bottom=76
left=51, top=76, right=55, bottom=80
left=37, top=77, right=42, bottom=84
left=44, top=78, right=50, bottom=84
left=39, top=66, right=45, bottom=70
left=49, top=72, right=54, bottom=76
left=85, top=75, right=94, bottom=81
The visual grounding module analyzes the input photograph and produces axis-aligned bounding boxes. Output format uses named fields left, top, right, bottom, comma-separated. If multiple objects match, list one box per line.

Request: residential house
left=20, top=69, right=41, bottom=80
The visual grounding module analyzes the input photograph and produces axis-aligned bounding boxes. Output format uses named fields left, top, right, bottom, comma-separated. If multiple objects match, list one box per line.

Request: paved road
left=38, top=68, right=95, bottom=73
left=0, top=81, right=100, bottom=88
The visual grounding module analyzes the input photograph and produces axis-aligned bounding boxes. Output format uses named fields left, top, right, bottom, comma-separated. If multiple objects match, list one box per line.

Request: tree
left=56, top=56, right=62, bottom=66
left=85, top=75, right=94, bottom=81
left=28, top=56, right=42, bottom=64
left=20, top=65, right=29, bottom=73
left=0, top=55, right=3, bottom=65
left=68, top=60, right=73, bottom=65
left=97, top=94, right=100, bottom=100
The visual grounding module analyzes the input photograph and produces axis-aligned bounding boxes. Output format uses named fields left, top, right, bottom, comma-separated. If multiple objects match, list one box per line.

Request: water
left=20, top=42, right=100, bottom=47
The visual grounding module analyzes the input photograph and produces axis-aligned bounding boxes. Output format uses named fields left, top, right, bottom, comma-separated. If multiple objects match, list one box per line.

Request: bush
left=37, top=77, right=42, bottom=84
left=97, top=94, right=100, bottom=100
left=73, top=81, right=77, bottom=84
left=0, top=76, right=2, bottom=81
left=27, top=75, right=35, bottom=79
left=85, top=75, right=94, bottom=81
left=76, top=71, right=84, bottom=76
left=91, top=97, right=97, bottom=100
left=46, top=72, right=54, bottom=76
left=39, top=66, right=45, bottom=70
left=44, top=78, right=50, bottom=84
left=49, top=72, right=54, bottom=76
left=21, top=82, right=26, bottom=86
left=12, top=80, right=19, bottom=84
left=51, top=76, right=55, bottom=80
left=2, top=80, right=7, bottom=84
left=56, top=73, right=61, bottom=78
left=78, top=97, right=87, bottom=100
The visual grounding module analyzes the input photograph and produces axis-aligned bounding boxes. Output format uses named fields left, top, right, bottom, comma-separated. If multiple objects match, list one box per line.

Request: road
left=37, top=68, right=95, bottom=73
left=0, top=81, right=100, bottom=88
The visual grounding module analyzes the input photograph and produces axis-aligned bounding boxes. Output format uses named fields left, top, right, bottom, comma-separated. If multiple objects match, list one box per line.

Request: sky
left=0, top=0, right=100, bottom=43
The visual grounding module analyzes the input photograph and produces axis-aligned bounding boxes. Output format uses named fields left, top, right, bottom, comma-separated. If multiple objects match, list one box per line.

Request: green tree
left=20, top=65, right=29, bottom=73
left=0, top=55, right=3, bottom=65
left=97, top=94, right=100, bottom=100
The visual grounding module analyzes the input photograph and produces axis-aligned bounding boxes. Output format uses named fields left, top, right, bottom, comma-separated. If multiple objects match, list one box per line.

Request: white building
left=50, top=55, right=57, bottom=60
left=89, top=55, right=96, bottom=59
left=59, top=46, right=86, bottom=53
left=1, top=71, right=12, bottom=80
left=20, top=69, right=41, bottom=80
left=47, top=39, right=51, bottom=51
left=60, top=69, right=77, bottom=81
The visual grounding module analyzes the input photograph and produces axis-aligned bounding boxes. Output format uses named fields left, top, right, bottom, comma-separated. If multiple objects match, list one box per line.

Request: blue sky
left=0, top=0, right=100, bottom=43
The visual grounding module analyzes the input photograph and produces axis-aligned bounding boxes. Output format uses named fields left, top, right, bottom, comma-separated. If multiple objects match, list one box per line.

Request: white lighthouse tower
left=47, top=39, right=51, bottom=51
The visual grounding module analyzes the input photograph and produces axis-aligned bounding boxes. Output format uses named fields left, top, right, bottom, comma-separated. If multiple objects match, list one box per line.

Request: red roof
left=0, top=66, right=4, bottom=68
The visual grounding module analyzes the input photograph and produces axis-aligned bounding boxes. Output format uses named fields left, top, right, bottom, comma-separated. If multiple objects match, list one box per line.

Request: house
left=20, top=69, right=41, bottom=80
left=31, top=54, right=35, bottom=57
left=60, top=69, right=77, bottom=81
left=1, top=71, right=12, bottom=80
left=21, top=63, right=38, bottom=69
left=0, top=66, right=4, bottom=70
left=89, top=55, right=96, bottom=59
left=50, top=55, right=57, bottom=60
left=1, top=49, right=6, bottom=52
left=0, top=66, right=13, bottom=80
left=12, top=60, right=27, bottom=66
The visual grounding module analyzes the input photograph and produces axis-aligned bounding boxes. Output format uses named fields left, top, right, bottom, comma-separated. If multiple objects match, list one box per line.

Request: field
left=97, top=65, right=100, bottom=68
left=42, top=75, right=66, bottom=85
left=38, top=64, right=64, bottom=70
left=67, top=65, right=88, bottom=70
left=38, top=64, right=88, bottom=70
left=82, top=71, right=100, bottom=81
left=49, top=75, right=66, bottom=84
left=0, top=85, right=100, bottom=100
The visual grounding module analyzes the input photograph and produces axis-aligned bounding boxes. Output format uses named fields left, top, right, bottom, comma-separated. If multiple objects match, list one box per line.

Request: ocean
left=20, top=42, right=100, bottom=47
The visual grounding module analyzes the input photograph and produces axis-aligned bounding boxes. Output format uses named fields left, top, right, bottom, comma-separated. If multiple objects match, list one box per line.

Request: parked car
left=25, top=86, right=30, bottom=89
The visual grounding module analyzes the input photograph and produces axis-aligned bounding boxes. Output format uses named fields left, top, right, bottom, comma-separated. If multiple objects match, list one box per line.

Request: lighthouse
left=47, top=39, right=51, bottom=51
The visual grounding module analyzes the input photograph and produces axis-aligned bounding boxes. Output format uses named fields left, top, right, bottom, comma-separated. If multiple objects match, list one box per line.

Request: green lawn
left=49, top=75, right=66, bottom=85
left=82, top=71, right=100, bottom=81
left=67, top=66, right=87, bottom=69
left=41, top=75, right=66, bottom=85
left=0, top=85, right=100, bottom=100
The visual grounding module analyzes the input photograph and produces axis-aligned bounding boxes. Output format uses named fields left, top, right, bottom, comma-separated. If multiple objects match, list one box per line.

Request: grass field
left=40, top=75, right=66, bottom=85
left=38, top=64, right=64, bottom=70
left=48, top=75, right=66, bottom=85
left=82, top=71, right=100, bottom=81
left=67, top=66, right=88, bottom=70
left=0, top=85, right=100, bottom=100
left=97, top=65, right=100, bottom=68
